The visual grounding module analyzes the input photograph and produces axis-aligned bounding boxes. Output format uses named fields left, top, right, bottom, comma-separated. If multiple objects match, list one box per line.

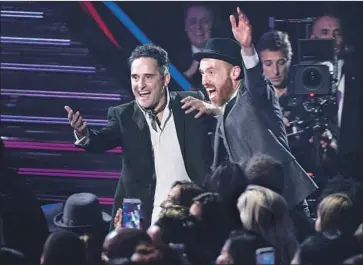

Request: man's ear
left=164, top=72, right=171, bottom=87
left=231, top=66, right=242, bottom=80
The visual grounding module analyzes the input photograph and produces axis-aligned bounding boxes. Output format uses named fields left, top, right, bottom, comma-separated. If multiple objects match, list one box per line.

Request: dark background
left=64, top=1, right=362, bottom=92
left=0, top=1, right=361, bottom=213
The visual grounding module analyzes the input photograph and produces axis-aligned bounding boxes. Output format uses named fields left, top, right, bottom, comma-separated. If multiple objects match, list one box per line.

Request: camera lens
left=301, top=67, right=322, bottom=90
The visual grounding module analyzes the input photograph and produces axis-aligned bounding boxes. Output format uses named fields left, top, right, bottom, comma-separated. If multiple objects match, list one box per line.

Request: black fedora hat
left=193, top=38, right=243, bottom=67
left=54, top=193, right=111, bottom=229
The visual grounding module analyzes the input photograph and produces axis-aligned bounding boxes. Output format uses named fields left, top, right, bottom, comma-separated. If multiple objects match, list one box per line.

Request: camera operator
left=310, top=13, right=361, bottom=180
left=256, top=30, right=339, bottom=183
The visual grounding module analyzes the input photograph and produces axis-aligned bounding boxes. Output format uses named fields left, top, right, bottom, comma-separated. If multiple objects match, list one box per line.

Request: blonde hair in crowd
left=317, top=193, right=357, bottom=235
left=237, top=185, right=298, bottom=264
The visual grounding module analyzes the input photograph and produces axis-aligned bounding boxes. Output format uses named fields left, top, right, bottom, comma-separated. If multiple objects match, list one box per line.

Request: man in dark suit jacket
left=64, top=44, right=215, bottom=229
left=337, top=53, right=361, bottom=180
left=310, top=14, right=361, bottom=180
left=167, top=4, right=218, bottom=98
left=172, top=4, right=209, bottom=89
left=185, top=7, right=318, bottom=209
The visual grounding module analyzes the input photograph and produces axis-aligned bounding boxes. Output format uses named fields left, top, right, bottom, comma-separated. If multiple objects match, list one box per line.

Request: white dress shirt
left=241, top=47, right=259, bottom=70
left=137, top=91, right=191, bottom=224
left=320, top=59, right=345, bottom=127
left=74, top=89, right=191, bottom=225
left=336, top=59, right=345, bottom=127
left=191, top=45, right=203, bottom=54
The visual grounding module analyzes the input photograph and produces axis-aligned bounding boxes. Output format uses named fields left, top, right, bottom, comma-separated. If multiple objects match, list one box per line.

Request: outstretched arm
left=230, top=7, right=272, bottom=98
left=65, top=105, right=122, bottom=153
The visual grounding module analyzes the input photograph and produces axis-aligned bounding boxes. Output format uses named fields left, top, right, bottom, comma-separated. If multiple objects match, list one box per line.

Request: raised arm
left=230, top=7, right=272, bottom=98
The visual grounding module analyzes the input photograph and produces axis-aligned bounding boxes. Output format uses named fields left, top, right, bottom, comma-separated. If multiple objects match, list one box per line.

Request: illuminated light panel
left=1, top=89, right=120, bottom=100
left=1, top=63, right=96, bottom=73
left=1, top=115, right=107, bottom=126
left=1, top=36, right=71, bottom=45
left=1, top=10, right=44, bottom=18
left=4, top=140, right=122, bottom=153
left=18, top=168, right=121, bottom=179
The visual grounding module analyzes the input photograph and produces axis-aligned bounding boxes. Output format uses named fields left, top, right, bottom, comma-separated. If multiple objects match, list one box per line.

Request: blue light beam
left=103, top=1, right=191, bottom=91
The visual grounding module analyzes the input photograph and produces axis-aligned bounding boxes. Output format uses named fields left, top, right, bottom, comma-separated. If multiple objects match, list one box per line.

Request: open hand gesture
left=230, top=7, right=252, bottom=48
left=181, top=96, right=222, bottom=118
left=64, top=105, right=88, bottom=138
left=114, top=208, right=122, bottom=228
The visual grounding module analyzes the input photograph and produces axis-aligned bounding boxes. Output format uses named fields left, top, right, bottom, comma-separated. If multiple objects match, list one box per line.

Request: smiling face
left=260, top=49, right=290, bottom=89
left=199, top=58, right=240, bottom=106
left=130, top=57, right=170, bottom=110
left=185, top=5, right=213, bottom=49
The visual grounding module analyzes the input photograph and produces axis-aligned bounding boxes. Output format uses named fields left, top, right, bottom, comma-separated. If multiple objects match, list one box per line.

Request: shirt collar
left=217, top=88, right=239, bottom=114
left=137, top=89, right=172, bottom=131
left=229, top=89, right=239, bottom=102
left=191, top=45, right=203, bottom=54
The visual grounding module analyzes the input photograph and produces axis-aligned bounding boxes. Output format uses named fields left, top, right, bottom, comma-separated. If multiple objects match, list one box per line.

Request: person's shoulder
left=109, top=101, right=136, bottom=114
left=171, top=90, right=205, bottom=101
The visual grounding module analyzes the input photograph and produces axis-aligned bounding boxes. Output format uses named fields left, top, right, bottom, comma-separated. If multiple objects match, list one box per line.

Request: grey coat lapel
left=170, top=94, right=186, bottom=163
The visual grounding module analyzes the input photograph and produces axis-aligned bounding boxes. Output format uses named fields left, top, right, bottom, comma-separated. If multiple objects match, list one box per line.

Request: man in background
left=256, top=31, right=295, bottom=133
left=168, top=4, right=216, bottom=95
left=310, top=14, right=361, bottom=180
left=257, top=30, right=292, bottom=99
left=257, top=30, right=339, bottom=181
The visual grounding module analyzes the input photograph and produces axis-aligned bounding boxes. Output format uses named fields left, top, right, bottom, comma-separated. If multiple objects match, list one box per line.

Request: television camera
left=285, top=38, right=339, bottom=167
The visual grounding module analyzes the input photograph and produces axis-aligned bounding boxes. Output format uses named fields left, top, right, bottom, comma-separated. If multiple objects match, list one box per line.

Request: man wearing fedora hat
left=182, top=7, right=318, bottom=210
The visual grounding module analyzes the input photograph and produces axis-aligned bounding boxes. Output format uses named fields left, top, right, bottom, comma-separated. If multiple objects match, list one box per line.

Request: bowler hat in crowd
left=54, top=193, right=111, bottom=229
left=193, top=38, right=243, bottom=67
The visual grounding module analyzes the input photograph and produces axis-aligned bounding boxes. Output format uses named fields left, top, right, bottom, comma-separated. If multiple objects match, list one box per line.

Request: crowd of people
left=1, top=4, right=361, bottom=265
left=1, top=157, right=362, bottom=265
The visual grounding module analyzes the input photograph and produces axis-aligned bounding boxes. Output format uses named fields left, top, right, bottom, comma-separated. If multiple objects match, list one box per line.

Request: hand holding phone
left=114, top=208, right=122, bottom=229
left=122, top=198, right=142, bottom=229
